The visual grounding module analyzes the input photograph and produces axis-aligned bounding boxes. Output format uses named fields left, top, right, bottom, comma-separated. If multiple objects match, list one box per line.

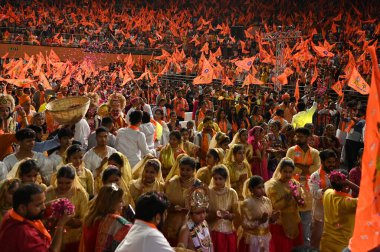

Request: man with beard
left=286, top=127, right=321, bottom=247
left=116, top=191, right=172, bottom=252
left=308, top=149, right=337, bottom=249
left=0, top=184, right=72, bottom=252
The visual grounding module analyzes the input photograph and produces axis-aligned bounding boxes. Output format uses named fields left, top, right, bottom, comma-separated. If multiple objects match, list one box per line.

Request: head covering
left=282, top=93, right=290, bottom=100
left=209, top=132, right=229, bottom=149
left=132, top=155, right=163, bottom=182
left=51, top=164, right=88, bottom=198
left=229, top=128, right=247, bottom=148
left=19, top=94, right=31, bottom=105
left=165, top=153, right=189, bottom=182
left=209, top=164, right=231, bottom=189
left=186, top=184, right=209, bottom=212
left=0, top=178, right=20, bottom=210
left=270, top=157, right=295, bottom=181
left=0, top=94, right=15, bottom=111
left=248, top=126, right=263, bottom=145
left=107, top=93, right=126, bottom=110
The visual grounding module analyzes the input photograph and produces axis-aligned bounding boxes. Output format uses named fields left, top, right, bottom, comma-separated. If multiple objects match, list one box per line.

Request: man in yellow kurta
left=286, top=127, right=321, bottom=246
left=320, top=171, right=358, bottom=252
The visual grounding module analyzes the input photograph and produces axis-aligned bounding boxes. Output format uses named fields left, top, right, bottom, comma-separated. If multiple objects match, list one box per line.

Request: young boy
left=177, top=185, right=213, bottom=252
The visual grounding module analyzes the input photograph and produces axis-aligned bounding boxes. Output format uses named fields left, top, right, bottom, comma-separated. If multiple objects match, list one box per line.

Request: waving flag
left=243, top=73, right=263, bottom=85
left=331, top=80, right=344, bottom=96
left=347, top=66, right=370, bottom=95
left=234, top=57, right=255, bottom=71
left=350, top=43, right=380, bottom=252
left=311, top=42, right=334, bottom=57
left=193, top=58, right=213, bottom=85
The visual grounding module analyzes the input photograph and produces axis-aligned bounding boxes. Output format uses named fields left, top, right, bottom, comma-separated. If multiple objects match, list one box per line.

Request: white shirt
left=125, top=107, right=137, bottom=125
left=115, top=220, right=174, bottom=252
left=48, top=151, right=63, bottom=172
left=308, top=169, right=332, bottom=222
left=140, top=123, right=156, bottom=150
left=83, top=146, right=117, bottom=173
left=74, top=118, right=91, bottom=149
left=87, top=132, right=116, bottom=150
left=3, top=152, right=53, bottom=184
left=0, top=162, right=6, bottom=181
left=115, top=127, right=154, bottom=169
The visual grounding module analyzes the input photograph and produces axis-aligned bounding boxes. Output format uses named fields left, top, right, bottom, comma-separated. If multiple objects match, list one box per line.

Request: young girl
left=46, top=165, right=89, bottom=252
left=181, top=128, right=199, bottom=158
left=0, top=178, right=20, bottom=223
left=196, top=148, right=224, bottom=185
left=239, top=176, right=277, bottom=252
left=229, top=129, right=254, bottom=162
left=159, top=130, right=186, bottom=179
left=208, top=165, right=238, bottom=252
left=66, top=144, right=94, bottom=199
left=248, top=126, right=269, bottom=181
left=225, top=144, right=252, bottom=200
left=216, top=108, right=232, bottom=134
left=48, top=128, right=74, bottom=171
left=8, top=158, right=47, bottom=190
left=129, top=158, right=164, bottom=204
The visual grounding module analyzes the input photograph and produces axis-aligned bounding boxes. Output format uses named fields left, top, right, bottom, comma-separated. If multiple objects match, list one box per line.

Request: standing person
left=248, top=126, right=269, bottom=181
left=83, top=127, right=117, bottom=174
left=159, top=131, right=186, bottom=179
left=348, top=148, right=363, bottom=198
left=0, top=178, right=20, bottom=223
left=116, top=111, right=155, bottom=169
left=46, top=165, right=89, bottom=252
left=140, top=111, right=156, bottom=150
left=172, top=90, right=189, bottom=121
left=320, top=170, right=359, bottom=252
left=115, top=192, right=172, bottom=252
left=266, top=121, right=287, bottom=178
left=239, top=176, right=277, bottom=252
left=194, top=117, right=217, bottom=167
left=177, top=185, right=213, bottom=252
left=87, top=117, right=116, bottom=150
left=3, top=128, right=53, bottom=185
left=208, top=165, right=239, bottom=252
left=344, top=107, right=365, bottom=170
left=74, top=118, right=91, bottom=150
left=81, top=184, right=132, bottom=252
left=265, top=158, right=305, bottom=252
left=164, top=156, right=201, bottom=246
left=286, top=127, right=321, bottom=246
left=196, top=148, right=224, bottom=185
left=275, top=93, right=297, bottom=124
left=0, top=184, right=72, bottom=252
left=129, top=158, right=164, bottom=204
left=308, top=150, right=337, bottom=249
left=291, top=101, right=317, bottom=129
left=215, top=108, right=232, bottom=134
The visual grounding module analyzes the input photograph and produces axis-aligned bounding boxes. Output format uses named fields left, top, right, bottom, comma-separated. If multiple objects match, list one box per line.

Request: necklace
left=188, top=220, right=212, bottom=252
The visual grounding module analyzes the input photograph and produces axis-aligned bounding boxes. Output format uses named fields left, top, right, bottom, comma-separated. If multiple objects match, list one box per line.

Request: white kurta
left=83, top=146, right=117, bottom=173
left=115, top=128, right=155, bottom=169
left=48, top=151, right=64, bottom=172
left=140, top=123, right=156, bottom=150
left=74, top=118, right=91, bottom=149
left=3, top=152, right=53, bottom=184
left=115, top=220, right=174, bottom=252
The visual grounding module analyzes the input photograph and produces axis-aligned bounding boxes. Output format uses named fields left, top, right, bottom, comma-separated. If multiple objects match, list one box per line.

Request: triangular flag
left=311, top=64, right=318, bottom=84
left=193, top=58, right=213, bottom=85
left=294, top=79, right=300, bottom=101
left=234, top=56, right=255, bottom=71
left=347, top=66, right=370, bottom=95
left=331, top=80, right=344, bottom=96
left=243, top=73, right=264, bottom=85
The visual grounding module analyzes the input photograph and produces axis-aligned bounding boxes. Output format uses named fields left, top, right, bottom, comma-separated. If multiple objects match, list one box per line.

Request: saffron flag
left=347, top=66, right=370, bottom=95
left=350, top=44, right=380, bottom=251
left=243, top=74, right=263, bottom=86
left=311, top=42, right=334, bottom=58
left=200, top=42, right=209, bottom=54
left=193, top=58, right=213, bottom=85
left=234, top=57, right=255, bottom=71
left=311, top=64, right=318, bottom=85
left=294, top=79, right=300, bottom=101
left=331, top=80, right=344, bottom=96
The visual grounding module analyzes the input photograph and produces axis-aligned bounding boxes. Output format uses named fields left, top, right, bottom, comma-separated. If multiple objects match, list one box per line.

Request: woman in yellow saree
left=159, top=130, right=185, bottom=179
left=264, top=158, right=304, bottom=252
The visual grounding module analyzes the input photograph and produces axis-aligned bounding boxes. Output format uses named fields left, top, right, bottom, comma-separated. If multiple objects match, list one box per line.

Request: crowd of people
left=0, top=72, right=367, bottom=251
left=0, top=0, right=377, bottom=251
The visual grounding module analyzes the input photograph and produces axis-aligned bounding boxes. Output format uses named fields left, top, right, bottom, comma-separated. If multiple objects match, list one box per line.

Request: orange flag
left=243, top=74, right=264, bottom=85
left=273, top=73, right=288, bottom=85
left=350, top=43, right=380, bottom=252
left=311, top=64, right=318, bottom=85
left=347, top=66, right=370, bottom=95
left=39, top=72, right=51, bottom=89
left=240, top=41, right=249, bottom=54
left=214, top=47, right=222, bottom=57
left=344, top=51, right=356, bottom=77
left=294, top=79, right=300, bottom=101
left=4, top=79, right=36, bottom=88
left=1, top=52, right=8, bottom=59
left=193, top=58, right=213, bottom=85
left=223, top=76, right=234, bottom=86
left=234, top=57, right=255, bottom=71
left=200, top=42, right=209, bottom=54
left=311, top=42, right=334, bottom=57
left=331, top=80, right=344, bottom=96
left=49, top=49, right=60, bottom=63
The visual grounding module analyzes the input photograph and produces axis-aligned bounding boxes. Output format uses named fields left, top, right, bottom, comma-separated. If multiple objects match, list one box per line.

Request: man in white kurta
left=115, top=111, right=155, bottom=169
left=115, top=192, right=173, bottom=252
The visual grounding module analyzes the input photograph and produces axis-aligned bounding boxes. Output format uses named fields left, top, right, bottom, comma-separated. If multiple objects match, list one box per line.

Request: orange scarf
left=293, top=145, right=313, bottom=191
left=129, top=125, right=140, bottom=131
left=9, top=209, right=52, bottom=242
left=200, top=130, right=215, bottom=166
left=232, top=121, right=238, bottom=133
left=319, top=166, right=328, bottom=189
left=219, top=120, right=227, bottom=133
